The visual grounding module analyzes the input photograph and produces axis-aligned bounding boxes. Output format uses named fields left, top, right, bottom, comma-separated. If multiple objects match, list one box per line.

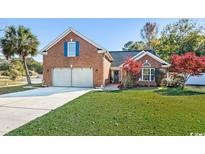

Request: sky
left=0, top=18, right=205, bottom=62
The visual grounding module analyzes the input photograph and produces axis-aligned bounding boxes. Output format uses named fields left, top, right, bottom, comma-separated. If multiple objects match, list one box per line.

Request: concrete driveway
left=0, top=87, right=91, bottom=135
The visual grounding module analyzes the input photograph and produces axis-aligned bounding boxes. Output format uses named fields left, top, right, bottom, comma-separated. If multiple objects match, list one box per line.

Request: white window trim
left=141, top=68, right=155, bottom=81
left=67, top=41, right=76, bottom=57
left=143, top=60, right=151, bottom=67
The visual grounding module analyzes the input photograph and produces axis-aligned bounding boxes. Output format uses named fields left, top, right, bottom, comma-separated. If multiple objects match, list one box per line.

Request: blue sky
left=1, top=18, right=205, bottom=62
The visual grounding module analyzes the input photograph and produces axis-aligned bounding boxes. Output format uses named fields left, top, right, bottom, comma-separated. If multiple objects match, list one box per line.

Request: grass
left=0, top=77, right=25, bottom=87
left=6, top=87, right=205, bottom=136
left=155, top=87, right=205, bottom=96
left=0, top=84, right=40, bottom=95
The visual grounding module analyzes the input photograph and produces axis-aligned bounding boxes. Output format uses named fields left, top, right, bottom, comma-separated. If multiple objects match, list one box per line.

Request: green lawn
left=0, top=84, right=40, bottom=95
left=7, top=87, right=205, bottom=136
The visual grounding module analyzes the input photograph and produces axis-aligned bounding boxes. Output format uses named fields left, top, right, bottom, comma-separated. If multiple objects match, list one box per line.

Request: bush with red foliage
left=123, top=58, right=142, bottom=76
left=170, top=52, right=205, bottom=88
left=122, top=58, right=142, bottom=88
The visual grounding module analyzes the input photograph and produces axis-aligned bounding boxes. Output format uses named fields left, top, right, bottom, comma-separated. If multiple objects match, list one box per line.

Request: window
left=142, top=68, right=155, bottom=81
left=143, top=60, right=151, bottom=67
left=68, top=42, right=76, bottom=57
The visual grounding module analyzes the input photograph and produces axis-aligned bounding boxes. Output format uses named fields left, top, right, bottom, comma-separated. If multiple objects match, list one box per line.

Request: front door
left=114, top=70, right=119, bottom=83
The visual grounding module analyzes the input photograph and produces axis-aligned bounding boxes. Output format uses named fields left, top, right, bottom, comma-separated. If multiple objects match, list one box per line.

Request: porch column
left=111, top=70, right=114, bottom=83
left=120, top=67, right=123, bottom=82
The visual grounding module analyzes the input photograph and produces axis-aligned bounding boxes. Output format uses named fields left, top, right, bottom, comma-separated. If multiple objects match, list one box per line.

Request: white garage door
left=52, top=68, right=71, bottom=86
left=72, top=68, right=93, bottom=87
left=52, top=68, right=93, bottom=87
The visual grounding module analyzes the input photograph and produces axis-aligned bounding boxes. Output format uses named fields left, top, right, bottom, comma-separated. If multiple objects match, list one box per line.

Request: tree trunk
left=182, top=73, right=190, bottom=90
left=22, top=57, right=32, bottom=85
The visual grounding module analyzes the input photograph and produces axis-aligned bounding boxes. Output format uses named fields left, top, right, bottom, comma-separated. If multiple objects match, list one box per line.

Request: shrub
left=122, top=78, right=134, bottom=88
left=160, top=75, right=185, bottom=88
left=2, top=69, right=18, bottom=80
left=136, top=81, right=157, bottom=87
left=160, top=78, right=168, bottom=87
left=0, top=62, right=10, bottom=70
left=0, top=60, right=21, bottom=80
left=155, top=69, right=167, bottom=86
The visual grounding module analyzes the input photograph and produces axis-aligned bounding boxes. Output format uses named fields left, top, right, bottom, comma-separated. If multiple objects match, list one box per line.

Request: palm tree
left=0, top=26, right=16, bottom=60
left=0, top=26, right=39, bottom=85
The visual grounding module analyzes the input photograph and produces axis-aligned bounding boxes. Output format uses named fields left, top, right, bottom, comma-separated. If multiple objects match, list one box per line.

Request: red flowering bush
left=123, top=58, right=142, bottom=76
left=170, top=52, right=205, bottom=88
left=122, top=58, right=142, bottom=88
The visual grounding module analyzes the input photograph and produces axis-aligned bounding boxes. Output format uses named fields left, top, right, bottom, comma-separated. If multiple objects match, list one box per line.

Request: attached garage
left=52, top=67, right=93, bottom=87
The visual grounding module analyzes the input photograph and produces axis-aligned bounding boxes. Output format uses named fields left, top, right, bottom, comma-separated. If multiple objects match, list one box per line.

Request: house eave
left=118, top=51, right=170, bottom=67
left=111, top=66, right=121, bottom=70
left=161, top=64, right=171, bottom=68
left=98, top=49, right=113, bottom=61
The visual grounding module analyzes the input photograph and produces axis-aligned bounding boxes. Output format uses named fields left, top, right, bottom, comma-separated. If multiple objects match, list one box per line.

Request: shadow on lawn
left=155, top=88, right=205, bottom=96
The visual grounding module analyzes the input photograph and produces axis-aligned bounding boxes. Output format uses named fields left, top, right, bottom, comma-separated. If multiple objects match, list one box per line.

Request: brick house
left=41, top=28, right=170, bottom=88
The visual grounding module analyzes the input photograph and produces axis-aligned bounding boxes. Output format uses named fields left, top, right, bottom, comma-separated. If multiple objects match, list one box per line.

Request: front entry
left=113, top=70, right=119, bottom=83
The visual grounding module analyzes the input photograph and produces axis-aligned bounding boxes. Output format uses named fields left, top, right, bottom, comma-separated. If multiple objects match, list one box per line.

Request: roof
left=109, top=50, right=154, bottom=67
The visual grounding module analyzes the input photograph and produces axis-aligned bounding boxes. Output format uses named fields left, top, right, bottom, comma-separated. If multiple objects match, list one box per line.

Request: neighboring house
left=110, top=50, right=170, bottom=86
left=41, top=28, right=170, bottom=88
left=186, top=73, right=205, bottom=86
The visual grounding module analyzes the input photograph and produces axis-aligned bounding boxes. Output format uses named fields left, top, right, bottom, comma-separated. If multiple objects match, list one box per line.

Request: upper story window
left=64, top=41, right=79, bottom=57
left=68, top=42, right=76, bottom=57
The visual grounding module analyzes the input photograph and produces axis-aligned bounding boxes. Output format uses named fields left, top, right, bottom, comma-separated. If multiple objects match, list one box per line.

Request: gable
left=41, top=28, right=106, bottom=52
left=137, top=54, right=165, bottom=68
left=133, top=51, right=170, bottom=66
left=41, top=28, right=113, bottom=61
left=44, top=31, right=98, bottom=57
left=110, top=50, right=170, bottom=68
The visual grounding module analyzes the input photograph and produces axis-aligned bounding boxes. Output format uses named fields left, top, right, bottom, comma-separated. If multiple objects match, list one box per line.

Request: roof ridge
left=109, top=50, right=144, bottom=53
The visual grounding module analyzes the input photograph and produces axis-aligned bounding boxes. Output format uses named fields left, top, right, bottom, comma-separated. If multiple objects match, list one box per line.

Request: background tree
left=0, top=26, right=39, bottom=85
left=170, top=52, right=205, bottom=88
left=123, top=41, right=148, bottom=50
left=154, top=19, right=205, bottom=61
left=0, top=60, right=23, bottom=80
left=27, top=57, right=43, bottom=74
left=141, top=22, right=158, bottom=49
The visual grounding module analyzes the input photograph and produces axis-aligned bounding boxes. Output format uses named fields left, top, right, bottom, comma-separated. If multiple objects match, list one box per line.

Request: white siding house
left=186, top=73, right=205, bottom=85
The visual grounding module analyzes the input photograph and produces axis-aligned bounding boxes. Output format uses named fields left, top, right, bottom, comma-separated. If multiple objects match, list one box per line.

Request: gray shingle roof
left=109, top=50, right=154, bottom=67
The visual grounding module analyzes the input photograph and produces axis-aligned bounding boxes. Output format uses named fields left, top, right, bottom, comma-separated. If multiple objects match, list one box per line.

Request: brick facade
left=43, top=32, right=111, bottom=87
left=103, top=56, right=111, bottom=85
left=121, top=54, right=167, bottom=86
left=43, top=29, right=169, bottom=88
left=137, top=55, right=162, bottom=68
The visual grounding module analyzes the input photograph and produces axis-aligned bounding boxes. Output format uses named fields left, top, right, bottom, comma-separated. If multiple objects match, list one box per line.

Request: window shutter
left=64, top=42, right=67, bottom=57
left=76, top=41, right=79, bottom=56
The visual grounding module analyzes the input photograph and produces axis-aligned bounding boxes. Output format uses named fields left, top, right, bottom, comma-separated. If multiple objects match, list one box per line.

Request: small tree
left=122, top=58, right=142, bottom=87
left=170, top=52, right=205, bottom=88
